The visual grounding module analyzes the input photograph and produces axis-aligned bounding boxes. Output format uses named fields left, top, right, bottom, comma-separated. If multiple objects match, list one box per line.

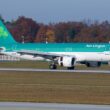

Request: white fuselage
left=3, top=51, right=110, bottom=62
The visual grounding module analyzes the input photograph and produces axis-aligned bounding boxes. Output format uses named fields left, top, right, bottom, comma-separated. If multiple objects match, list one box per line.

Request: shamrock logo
left=0, top=27, right=8, bottom=38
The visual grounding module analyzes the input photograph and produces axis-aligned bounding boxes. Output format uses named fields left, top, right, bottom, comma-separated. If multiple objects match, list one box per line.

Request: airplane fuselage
left=2, top=43, right=110, bottom=62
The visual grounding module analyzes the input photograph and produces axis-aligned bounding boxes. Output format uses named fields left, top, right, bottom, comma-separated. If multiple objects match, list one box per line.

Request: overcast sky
left=0, top=0, right=110, bottom=23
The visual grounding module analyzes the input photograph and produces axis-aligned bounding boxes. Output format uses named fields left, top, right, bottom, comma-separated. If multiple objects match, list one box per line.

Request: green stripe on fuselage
left=2, top=43, right=109, bottom=52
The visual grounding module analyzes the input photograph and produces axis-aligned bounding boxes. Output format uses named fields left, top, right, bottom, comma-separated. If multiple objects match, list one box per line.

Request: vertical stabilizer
left=0, top=20, right=17, bottom=44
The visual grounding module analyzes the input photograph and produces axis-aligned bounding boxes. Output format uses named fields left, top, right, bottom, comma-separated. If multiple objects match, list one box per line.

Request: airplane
left=0, top=20, right=110, bottom=70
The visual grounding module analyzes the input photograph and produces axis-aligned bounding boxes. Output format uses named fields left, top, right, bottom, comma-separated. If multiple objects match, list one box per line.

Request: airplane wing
left=17, top=50, right=65, bottom=60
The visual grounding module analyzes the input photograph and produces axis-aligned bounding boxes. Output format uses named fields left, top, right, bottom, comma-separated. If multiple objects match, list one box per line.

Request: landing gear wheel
left=67, top=66, right=75, bottom=70
left=49, top=64, right=57, bottom=69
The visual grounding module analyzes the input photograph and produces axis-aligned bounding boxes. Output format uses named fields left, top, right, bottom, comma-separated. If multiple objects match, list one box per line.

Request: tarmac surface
left=0, top=68, right=110, bottom=73
left=0, top=102, right=110, bottom=110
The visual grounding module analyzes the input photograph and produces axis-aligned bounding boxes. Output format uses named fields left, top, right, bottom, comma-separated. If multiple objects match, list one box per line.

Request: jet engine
left=58, top=56, right=75, bottom=67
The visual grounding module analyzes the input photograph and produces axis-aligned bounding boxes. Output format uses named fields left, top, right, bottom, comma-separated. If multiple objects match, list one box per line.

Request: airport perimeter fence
left=0, top=54, right=20, bottom=61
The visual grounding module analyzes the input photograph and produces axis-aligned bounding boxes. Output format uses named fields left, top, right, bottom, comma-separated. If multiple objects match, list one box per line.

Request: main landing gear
left=49, top=63, right=57, bottom=69
left=67, top=66, right=75, bottom=70
left=49, top=64, right=75, bottom=70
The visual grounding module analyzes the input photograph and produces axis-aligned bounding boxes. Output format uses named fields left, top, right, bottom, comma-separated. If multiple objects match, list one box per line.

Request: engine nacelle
left=58, top=56, right=75, bottom=67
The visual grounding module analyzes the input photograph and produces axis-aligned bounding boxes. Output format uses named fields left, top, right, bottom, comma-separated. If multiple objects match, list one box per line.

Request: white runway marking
left=0, top=102, right=110, bottom=110
left=0, top=68, right=110, bottom=73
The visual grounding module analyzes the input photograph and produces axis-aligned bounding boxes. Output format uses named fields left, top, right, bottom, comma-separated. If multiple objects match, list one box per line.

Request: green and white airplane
left=0, top=20, right=110, bottom=69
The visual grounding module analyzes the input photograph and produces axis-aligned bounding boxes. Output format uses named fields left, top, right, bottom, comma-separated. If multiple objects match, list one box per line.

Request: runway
left=0, top=102, right=110, bottom=110
left=0, top=68, right=110, bottom=73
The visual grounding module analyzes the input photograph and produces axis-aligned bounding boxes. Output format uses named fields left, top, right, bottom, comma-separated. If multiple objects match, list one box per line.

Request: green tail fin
left=0, top=20, right=17, bottom=44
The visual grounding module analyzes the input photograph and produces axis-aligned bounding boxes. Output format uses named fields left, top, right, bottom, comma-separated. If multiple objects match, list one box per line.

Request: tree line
left=1, top=16, right=110, bottom=43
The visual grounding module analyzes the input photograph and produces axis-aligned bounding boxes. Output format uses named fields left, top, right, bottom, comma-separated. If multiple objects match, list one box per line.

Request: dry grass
left=0, top=71, right=109, bottom=104
left=0, top=61, right=109, bottom=70
left=0, top=61, right=49, bottom=69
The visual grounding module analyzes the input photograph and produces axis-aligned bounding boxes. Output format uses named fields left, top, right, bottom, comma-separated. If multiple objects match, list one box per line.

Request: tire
left=67, top=66, right=75, bottom=70
left=49, top=64, right=57, bottom=69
